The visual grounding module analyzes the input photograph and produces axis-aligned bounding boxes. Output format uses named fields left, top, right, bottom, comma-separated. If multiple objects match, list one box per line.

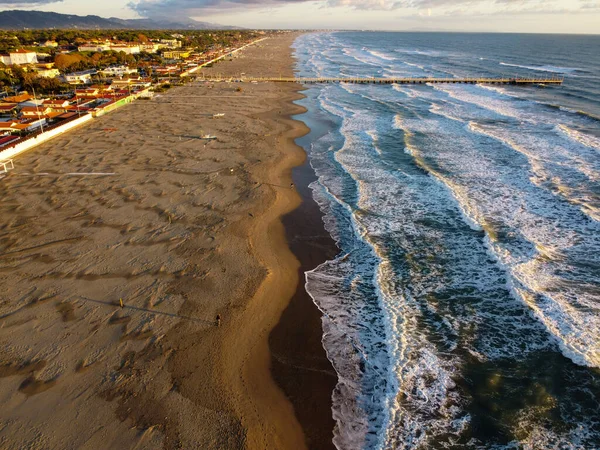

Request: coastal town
left=0, top=29, right=271, bottom=162
left=0, top=0, right=599, bottom=448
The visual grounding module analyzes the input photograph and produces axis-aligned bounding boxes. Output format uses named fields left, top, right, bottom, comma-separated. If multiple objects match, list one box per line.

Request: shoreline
left=271, top=138, right=339, bottom=449
left=198, top=33, right=338, bottom=448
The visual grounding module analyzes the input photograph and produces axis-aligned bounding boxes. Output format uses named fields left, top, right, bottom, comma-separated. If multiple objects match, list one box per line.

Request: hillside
left=0, top=10, right=239, bottom=30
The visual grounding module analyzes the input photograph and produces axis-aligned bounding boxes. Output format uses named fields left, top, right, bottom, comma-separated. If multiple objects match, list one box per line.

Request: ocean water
left=292, top=32, right=600, bottom=449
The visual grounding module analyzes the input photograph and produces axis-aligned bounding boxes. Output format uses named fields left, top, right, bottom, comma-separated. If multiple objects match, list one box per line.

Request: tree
left=54, top=53, right=88, bottom=72
left=9, top=65, right=25, bottom=81
left=21, top=71, right=37, bottom=88
left=0, top=69, right=17, bottom=90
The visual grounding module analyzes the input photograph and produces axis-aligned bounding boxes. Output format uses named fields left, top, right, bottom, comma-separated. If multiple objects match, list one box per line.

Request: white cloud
left=128, top=0, right=597, bottom=18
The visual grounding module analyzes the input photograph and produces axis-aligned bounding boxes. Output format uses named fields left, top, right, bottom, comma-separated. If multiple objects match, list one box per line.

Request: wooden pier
left=198, top=76, right=563, bottom=86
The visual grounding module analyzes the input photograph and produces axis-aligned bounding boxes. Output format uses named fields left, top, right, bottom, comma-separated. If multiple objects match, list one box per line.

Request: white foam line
left=556, top=124, right=600, bottom=153
left=499, top=61, right=580, bottom=74
left=21, top=172, right=117, bottom=176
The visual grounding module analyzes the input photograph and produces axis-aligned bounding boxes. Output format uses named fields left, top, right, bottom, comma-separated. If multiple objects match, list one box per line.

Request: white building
left=78, top=44, right=111, bottom=52
left=35, top=68, right=61, bottom=79
left=63, top=70, right=97, bottom=85
left=159, top=39, right=182, bottom=49
left=110, top=45, right=140, bottom=55
left=0, top=50, right=38, bottom=66
left=99, top=65, right=138, bottom=77
left=140, top=43, right=160, bottom=53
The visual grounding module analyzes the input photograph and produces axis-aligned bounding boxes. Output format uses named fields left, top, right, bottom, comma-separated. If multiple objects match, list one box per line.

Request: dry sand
left=0, top=33, right=333, bottom=449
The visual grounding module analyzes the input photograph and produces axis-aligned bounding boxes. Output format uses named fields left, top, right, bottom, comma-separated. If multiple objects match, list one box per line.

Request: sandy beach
left=0, top=33, right=334, bottom=449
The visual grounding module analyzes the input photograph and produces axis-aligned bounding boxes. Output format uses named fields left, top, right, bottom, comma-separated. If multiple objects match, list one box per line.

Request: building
left=110, top=45, right=140, bottom=55
left=152, top=65, right=181, bottom=76
left=110, top=77, right=152, bottom=91
left=20, top=105, right=66, bottom=120
left=2, top=93, right=32, bottom=104
left=35, top=68, right=61, bottom=79
left=140, top=43, right=160, bottom=53
left=42, top=99, right=72, bottom=110
left=55, top=111, right=83, bottom=120
left=18, top=98, right=45, bottom=108
left=43, top=40, right=59, bottom=48
left=78, top=44, right=111, bottom=52
left=0, top=135, right=19, bottom=147
left=0, top=50, right=38, bottom=66
left=160, top=39, right=182, bottom=49
left=0, top=103, right=18, bottom=117
left=36, top=62, right=56, bottom=69
left=99, top=65, right=138, bottom=77
left=0, top=117, right=46, bottom=134
left=9, top=50, right=38, bottom=65
left=75, top=88, right=102, bottom=99
left=20, top=106, right=52, bottom=118
left=163, top=50, right=191, bottom=60
left=63, top=70, right=97, bottom=85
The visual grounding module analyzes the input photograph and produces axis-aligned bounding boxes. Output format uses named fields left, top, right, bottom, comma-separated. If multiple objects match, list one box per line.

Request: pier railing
left=197, top=76, right=564, bottom=86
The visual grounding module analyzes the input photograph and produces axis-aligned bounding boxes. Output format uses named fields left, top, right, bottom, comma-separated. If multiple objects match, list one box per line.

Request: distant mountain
left=0, top=10, right=240, bottom=30
left=108, top=17, right=242, bottom=30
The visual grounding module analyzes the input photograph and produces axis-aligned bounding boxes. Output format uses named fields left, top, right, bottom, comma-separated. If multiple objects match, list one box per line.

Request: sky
left=1, top=0, right=600, bottom=33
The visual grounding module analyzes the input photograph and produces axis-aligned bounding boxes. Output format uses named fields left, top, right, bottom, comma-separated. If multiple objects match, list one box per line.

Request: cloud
left=128, top=0, right=309, bottom=17
left=324, top=0, right=403, bottom=10
left=580, top=0, right=600, bottom=9
left=0, top=0, right=62, bottom=3
left=128, top=0, right=596, bottom=18
left=127, top=0, right=427, bottom=16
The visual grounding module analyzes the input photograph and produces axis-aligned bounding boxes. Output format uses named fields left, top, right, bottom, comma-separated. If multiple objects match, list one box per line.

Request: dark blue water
left=292, top=32, right=600, bottom=449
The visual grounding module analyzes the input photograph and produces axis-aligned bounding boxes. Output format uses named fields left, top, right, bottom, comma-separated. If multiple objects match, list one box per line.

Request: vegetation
left=0, top=29, right=263, bottom=55
left=0, top=64, right=70, bottom=95
left=0, top=28, right=269, bottom=95
left=152, top=83, right=172, bottom=93
left=54, top=51, right=136, bottom=72
left=0, top=69, right=70, bottom=95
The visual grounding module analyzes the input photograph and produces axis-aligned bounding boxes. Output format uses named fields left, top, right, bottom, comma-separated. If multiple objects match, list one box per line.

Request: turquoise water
left=293, top=32, right=600, bottom=449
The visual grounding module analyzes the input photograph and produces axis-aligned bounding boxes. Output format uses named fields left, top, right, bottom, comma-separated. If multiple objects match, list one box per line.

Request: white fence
left=0, top=114, right=93, bottom=163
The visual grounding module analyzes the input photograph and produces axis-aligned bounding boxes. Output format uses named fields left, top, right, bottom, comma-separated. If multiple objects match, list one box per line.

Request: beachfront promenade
left=180, top=38, right=268, bottom=77
left=199, top=75, right=564, bottom=86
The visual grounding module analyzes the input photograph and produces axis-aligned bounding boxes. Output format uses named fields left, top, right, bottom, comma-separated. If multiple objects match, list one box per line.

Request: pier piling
left=197, top=76, right=564, bottom=86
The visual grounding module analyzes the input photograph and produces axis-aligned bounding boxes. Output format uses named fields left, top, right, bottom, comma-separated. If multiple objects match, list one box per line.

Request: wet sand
left=271, top=155, right=339, bottom=450
left=0, top=33, right=334, bottom=449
